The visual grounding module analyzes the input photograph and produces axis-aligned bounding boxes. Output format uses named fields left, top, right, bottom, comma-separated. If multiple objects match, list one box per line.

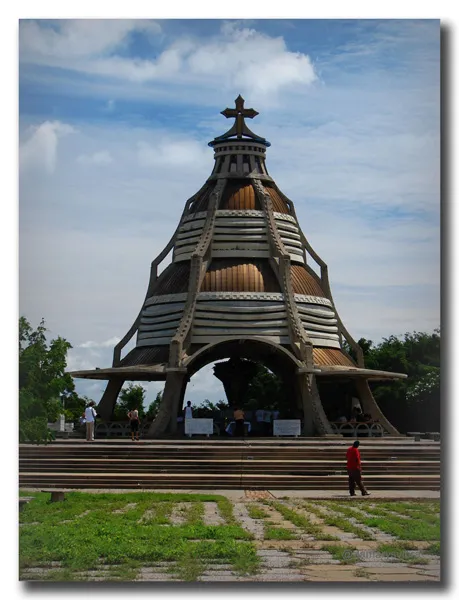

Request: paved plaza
left=20, top=489, right=440, bottom=583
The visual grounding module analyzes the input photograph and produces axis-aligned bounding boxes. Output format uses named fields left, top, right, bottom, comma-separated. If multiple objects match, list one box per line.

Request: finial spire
left=220, top=95, right=259, bottom=138
left=209, top=95, right=269, bottom=146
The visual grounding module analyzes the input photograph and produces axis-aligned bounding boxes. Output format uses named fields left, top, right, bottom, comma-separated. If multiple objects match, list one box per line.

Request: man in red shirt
left=346, top=440, right=370, bottom=497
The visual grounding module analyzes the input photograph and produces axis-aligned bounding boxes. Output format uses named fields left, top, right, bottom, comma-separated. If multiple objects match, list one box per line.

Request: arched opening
left=180, top=338, right=304, bottom=437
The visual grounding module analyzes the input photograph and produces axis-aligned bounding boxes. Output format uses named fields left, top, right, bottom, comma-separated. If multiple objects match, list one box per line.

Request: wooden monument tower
left=71, top=97, right=405, bottom=437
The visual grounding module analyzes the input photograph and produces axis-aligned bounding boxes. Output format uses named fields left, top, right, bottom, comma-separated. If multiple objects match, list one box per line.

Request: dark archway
left=181, top=337, right=304, bottom=429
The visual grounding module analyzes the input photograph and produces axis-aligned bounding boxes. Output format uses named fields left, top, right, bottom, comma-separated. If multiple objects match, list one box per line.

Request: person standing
left=127, top=407, right=141, bottom=441
left=83, top=401, right=97, bottom=442
left=255, top=408, right=264, bottom=436
left=184, top=401, right=193, bottom=437
left=233, top=407, right=245, bottom=437
left=346, top=440, right=370, bottom=497
left=263, top=410, right=272, bottom=436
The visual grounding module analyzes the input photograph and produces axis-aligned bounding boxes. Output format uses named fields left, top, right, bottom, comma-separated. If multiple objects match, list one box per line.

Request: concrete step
left=19, top=440, right=440, bottom=491
left=19, top=460, right=440, bottom=472
left=19, top=472, right=441, bottom=491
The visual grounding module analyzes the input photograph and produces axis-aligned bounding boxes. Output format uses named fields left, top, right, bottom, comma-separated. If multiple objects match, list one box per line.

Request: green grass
left=318, top=501, right=440, bottom=542
left=377, top=543, right=429, bottom=565
left=246, top=504, right=269, bottom=519
left=425, top=542, right=441, bottom=556
left=264, top=501, right=339, bottom=541
left=303, top=502, right=374, bottom=541
left=381, top=502, right=440, bottom=515
left=322, top=544, right=357, bottom=564
left=264, top=526, right=297, bottom=540
left=354, top=567, right=372, bottom=579
left=352, top=506, right=440, bottom=541
left=19, top=492, right=258, bottom=580
left=376, top=503, right=440, bottom=526
left=172, top=556, right=204, bottom=582
left=216, top=497, right=237, bottom=524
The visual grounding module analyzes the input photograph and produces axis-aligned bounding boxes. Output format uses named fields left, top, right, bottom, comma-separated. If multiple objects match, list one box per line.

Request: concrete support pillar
left=298, top=373, right=334, bottom=436
left=355, top=378, right=400, bottom=435
left=146, top=369, right=188, bottom=438
left=97, top=379, right=124, bottom=421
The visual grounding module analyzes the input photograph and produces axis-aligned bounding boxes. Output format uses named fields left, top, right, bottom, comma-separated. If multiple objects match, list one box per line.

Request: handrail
left=329, top=421, right=384, bottom=437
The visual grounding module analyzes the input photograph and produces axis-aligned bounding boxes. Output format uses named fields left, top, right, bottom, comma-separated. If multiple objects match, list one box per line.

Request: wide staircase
left=19, top=437, right=440, bottom=491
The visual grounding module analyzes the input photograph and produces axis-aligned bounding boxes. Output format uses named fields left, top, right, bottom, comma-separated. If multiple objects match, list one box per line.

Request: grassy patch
left=382, top=502, right=440, bottom=515
left=264, top=526, right=297, bottom=540
left=19, top=491, right=258, bottom=580
left=377, top=543, right=429, bottom=565
left=265, top=501, right=338, bottom=541
left=172, top=556, right=204, bottom=582
left=216, top=498, right=237, bottom=524
left=320, top=501, right=440, bottom=542
left=377, top=503, right=440, bottom=526
left=231, top=542, right=261, bottom=575
left=246, top=504, right=269, bottom=519
left=425, top=542, right=441, bottom=556
left=359, top=514, right=439, bottom=541
left=304, top=502, right=374, bottom=541
left=354, top=567, right=372, bottom=579
left=322, top=544, right=357, bottom=564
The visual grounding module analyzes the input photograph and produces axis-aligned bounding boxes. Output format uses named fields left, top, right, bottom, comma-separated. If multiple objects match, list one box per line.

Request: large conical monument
left=71, top=96, right=406, bottom=437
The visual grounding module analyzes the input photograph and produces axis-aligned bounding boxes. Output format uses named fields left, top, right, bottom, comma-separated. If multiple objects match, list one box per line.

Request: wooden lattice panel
left=187, top=184, right=215, bottom=213
left=264, top=185, right=290, bottom=214
left=313, top=347, right=355, bottom=367
left=219, top=181, right=260, bottom=210
left=150, top=263, right=190, bottom=296
left=200, top=259, right=280, bottom=293
left=291, top=265, right=326, bottom=297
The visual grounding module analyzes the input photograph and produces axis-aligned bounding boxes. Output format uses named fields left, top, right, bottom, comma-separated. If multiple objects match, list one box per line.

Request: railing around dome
left=84, top=420, right=384, bottom=438
left=92, top=421, right=221, bottom=438
left=330, top=421, right=385, bottom=437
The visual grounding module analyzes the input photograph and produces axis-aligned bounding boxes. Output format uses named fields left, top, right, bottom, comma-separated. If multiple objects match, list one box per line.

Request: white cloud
left=78, top=337, right=121, bottom=349
left=137, top=139, right=208, bottom=170
left=19, top=21, right=317, bottom=98
left=20, top=19, right=161, bottom=60
left=19, top=121, right=75, bottom=174
left=77, top=150, right=113, bottom=165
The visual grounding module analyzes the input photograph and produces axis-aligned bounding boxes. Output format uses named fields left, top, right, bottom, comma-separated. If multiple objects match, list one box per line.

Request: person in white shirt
left=83, top=401, right=97, bottom=442
left=184, top=401, right=193, bottom=437
left=263, top=410, right=272, bottom=436
left=127, top=408, right=141, bottom=441
left=255, top=408, right=264, bottom=435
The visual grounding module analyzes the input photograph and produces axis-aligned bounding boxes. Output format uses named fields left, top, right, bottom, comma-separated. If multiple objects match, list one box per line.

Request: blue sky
left=18, top=18, right=440, bottom=408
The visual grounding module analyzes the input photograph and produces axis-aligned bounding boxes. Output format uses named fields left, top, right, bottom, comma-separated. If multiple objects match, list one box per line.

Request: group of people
left=335, top=406, right=375, bottom=425
left=81, top=402, right=141, bottom=442
left=80, top=400, right=370, bottom=497
left=231, top=407, right=280, bottom=437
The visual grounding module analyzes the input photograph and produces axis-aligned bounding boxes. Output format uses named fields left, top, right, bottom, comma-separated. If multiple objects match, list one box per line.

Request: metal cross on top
left=221, top=95, right=259, bottom=138
left=211, top=94, right=268, bottom=144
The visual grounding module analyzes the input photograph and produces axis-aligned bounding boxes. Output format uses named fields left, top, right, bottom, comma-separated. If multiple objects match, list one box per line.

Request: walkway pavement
left=20, top=490, right=441, bottom=583
left=22, top=487, right=441, bottom=500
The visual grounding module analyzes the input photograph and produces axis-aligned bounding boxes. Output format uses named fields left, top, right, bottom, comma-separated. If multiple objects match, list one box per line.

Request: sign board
left=185, top=418, right=213, bottom=436
left=273, top=419, right=301, bottom=437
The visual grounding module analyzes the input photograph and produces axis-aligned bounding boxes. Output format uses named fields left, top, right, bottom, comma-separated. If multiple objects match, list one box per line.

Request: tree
left=114, top=383, right=147, bottom=420
left=192, top=399, right=229, bottom=418
left=19, top=317, right=82, bottom=442
left=145, top=390, right=163, bottom=420
left=362, top=330, right=440, bottom=433
left=243, top=364, right=290, bottom=414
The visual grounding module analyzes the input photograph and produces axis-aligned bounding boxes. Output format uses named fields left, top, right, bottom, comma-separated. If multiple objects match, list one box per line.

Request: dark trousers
left=347, top=469, right=368, bottom=495
left=235, top=419, right=245, bottom=437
